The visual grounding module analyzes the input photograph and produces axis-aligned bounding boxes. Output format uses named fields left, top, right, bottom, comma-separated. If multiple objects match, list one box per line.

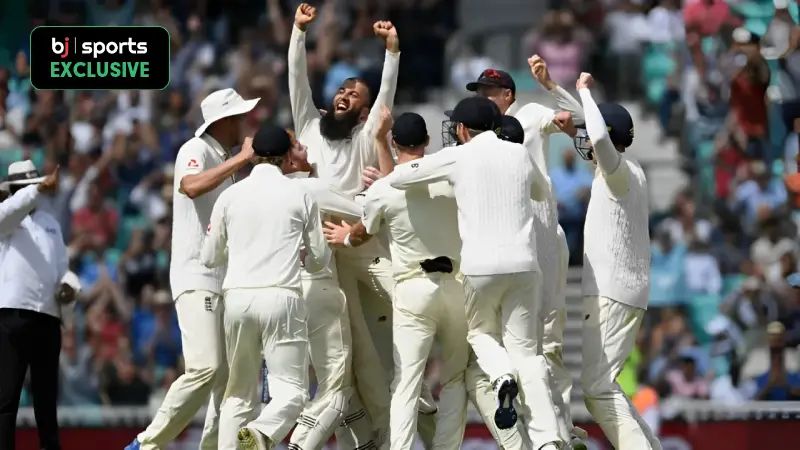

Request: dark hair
left=340, top=77, right=373, bottom=106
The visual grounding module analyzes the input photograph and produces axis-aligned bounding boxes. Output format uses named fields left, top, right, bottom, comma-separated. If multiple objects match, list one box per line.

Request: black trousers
left=0, top=308, right=61, bottom=450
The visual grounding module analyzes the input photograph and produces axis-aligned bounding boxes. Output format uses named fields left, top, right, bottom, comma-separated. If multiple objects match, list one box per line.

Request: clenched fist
left=528, top=55, right=555, bottom=90
left=576, top=72, right=594, bottom=91
left=295, top=3, right=317, bottom=31
left=373, top=21, right=399, bottom=53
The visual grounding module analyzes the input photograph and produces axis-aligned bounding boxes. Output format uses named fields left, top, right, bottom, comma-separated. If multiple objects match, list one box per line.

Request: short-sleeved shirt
left=364, top=169, right=460, bottom=281
left=169, top=134, right=233, bottom=300
left=754, top=371, right=800, bottom=401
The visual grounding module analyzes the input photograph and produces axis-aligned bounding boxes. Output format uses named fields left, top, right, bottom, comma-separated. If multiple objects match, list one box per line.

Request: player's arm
left=179, top=137, right=254, bottom=199
left=302, top=194, right=332, bottom=273
left=374, top=105, right=396, bottom=175
left=528, top=55, right=583, bottom=132
left=323, top=187, right=383, bottom=247
left=288, top=3, right=322, bottom=135
left=528, top=151, right=549, bottom=202
left=303, top=179, right=362, bottom=221
left=577, top=73, right=630, bottom=196
left=0, top=167, right=58, bottom=236
left=389, top=147, right=457, bottom=190
left=200, top=194, right=228, bottom=269
left=359, top=21, right=401, bottom=145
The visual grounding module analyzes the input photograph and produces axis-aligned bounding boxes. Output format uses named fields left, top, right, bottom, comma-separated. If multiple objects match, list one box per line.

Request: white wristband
left=344, top=233, right=353, bottom=248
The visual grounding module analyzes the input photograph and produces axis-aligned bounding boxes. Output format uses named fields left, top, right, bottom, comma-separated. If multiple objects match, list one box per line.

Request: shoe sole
left=571, top=441, right=588, bottom=450
left=494, top=379, right=518, bottom=430
left=238, top=428, right=265, bottom=450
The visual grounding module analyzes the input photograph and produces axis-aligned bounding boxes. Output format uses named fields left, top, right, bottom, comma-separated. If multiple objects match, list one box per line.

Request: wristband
left=344, top=233, right=353, bottom=248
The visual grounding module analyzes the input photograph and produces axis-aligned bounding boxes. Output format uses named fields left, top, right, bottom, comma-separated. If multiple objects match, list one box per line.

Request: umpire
left=0, top=160, right=78, bottom=450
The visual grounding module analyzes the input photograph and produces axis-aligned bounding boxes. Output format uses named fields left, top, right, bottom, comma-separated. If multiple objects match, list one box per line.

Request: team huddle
left=125, top=3, right=661, bottom=450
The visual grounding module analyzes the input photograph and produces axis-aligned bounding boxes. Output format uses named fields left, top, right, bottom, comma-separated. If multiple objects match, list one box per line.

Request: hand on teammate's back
left=295, top=3, right=317, bottom=31
left=373, top=21, right=400, bottom=53
left=576, top=72, right=594, bottom=91
left=362, top=166, right=383, bottom=189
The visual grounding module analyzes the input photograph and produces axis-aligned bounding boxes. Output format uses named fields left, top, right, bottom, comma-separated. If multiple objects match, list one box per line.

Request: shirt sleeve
left=289, top=25, right=322, bottom=136
left=548, top=84, right=585, bottom=124
left=361, top=188, right=384, bottom=236
left=356, top=50, right=401, bottom=158
left=578, top=87, right=630, bottom=197
left=302, top=193, right=332, bottom=273
left=303, top=179, right=362, bottom=221
left=174, top=142, right=207, bottom=188
left=389, top=149, right=458, bottom=190
left=516, top=103, right=555, bottom=173
left=527, top=149, right=549, bottom=202
left=200, top=194, right=227, bottom=269
left=0, top=185, right=40, bottom=236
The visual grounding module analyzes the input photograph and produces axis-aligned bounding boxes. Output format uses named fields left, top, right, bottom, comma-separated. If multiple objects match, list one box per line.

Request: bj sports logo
left=30, top=26, right=170, bottom=90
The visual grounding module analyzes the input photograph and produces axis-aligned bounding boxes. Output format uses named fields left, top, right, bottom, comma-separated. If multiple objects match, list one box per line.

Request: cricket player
left=468, top=58, right=585, bottom=448
left=289, top=3, right=401, bottom=442
left=390, top=96, right=564, bottom=450
left=201, top=125, right=331, bottom=450
left=324, top=112, right=469, bottom=450
left=127, top=88, right=259, bottom=450
left=573, top=73, right=661, bottom=450
left=282, top=130, right=372, bottom=450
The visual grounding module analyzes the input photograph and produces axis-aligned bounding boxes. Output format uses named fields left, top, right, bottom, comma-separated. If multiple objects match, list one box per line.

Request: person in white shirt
left=389, top=96, right=564, bottom=450
left=468, top=58, right=586, bottom=448
left=290, top=3, right=402, bottom=443
left=325, top=112, right=470, bottom=450
left=0, top=161, right=77, bottom=450
left=128, top=88, right=259, bottom=450
left=572, top=73, right=662, bottom=450
left=201, top=125, right=331, bottom=450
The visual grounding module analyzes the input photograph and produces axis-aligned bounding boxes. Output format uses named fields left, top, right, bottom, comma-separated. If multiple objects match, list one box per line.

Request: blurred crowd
left=2, top=0, right=800, bottom=414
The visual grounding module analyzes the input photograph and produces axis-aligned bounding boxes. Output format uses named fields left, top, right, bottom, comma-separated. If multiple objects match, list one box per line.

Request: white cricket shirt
left=363, top=169, right=461, bottom=281
left=390, top=131, right=549, bottom=276
left=169, top=134, right=233, bottom=300
left=0, top=185, right=68, bottom=319
left=578, top=88, right=651, bottom=309
left=200, top=164, right=331, bottom=293
left=289, top=25, right=400, bottom=198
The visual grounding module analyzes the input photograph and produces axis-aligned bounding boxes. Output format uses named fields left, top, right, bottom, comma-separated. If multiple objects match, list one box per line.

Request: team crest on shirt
left=188, top=159, right=199, bottom=168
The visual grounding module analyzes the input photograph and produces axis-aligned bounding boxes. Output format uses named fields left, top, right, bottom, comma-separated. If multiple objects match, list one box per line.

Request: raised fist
left=373, top=21, right=399, bottom=53
left=528, top=55, right=554, bottom=90
left=295, top=3, right=317, bottom=31
left=576, top=72, right=594, bottom=91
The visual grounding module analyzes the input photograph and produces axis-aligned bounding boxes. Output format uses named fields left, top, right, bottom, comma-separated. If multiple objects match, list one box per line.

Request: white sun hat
left=6, top=160, right=46, bottom=186
left=195, top=88, right=260, bottom=137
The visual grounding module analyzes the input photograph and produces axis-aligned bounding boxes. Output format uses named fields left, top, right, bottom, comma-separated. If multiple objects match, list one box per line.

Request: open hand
left=295, top=3, right=317, bottom=31
left=323, top=220, right=353, bottom=247
left=373, top=21, right=399, bottom=53
left=362, top=166, right=383, bottom=189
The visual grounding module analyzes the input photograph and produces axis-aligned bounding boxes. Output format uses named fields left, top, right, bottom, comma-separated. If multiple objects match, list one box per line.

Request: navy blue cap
left=599, top=103, right=634, bottom=148
left=252, top=125, right=292, bottom=157
left=446, top=97, right=502, bottom=132
left=392, top=113, right=428, bottom=147
left=499, top=115, right=524, bottom=144
left=466, top=69, right=516, bottom=94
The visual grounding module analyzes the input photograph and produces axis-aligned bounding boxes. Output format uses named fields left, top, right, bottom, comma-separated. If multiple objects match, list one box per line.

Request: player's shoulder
left=516, top=102, right=554, bottom=119
left=176, top=136, right=207, bottom=157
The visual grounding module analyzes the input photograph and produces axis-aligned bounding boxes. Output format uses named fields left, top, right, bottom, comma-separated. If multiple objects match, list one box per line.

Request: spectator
left=712, top=223, right=748, bottom=275
left=100, top=341, right=151, bottom=406
left=733, top=161, right=788, bottom=235
left=647, top=0, right=685, bottom=45
left=551, top=149, right=592, bottom=264
left=59, top=326, right=101, bottom=406
left=665, top=351, right=711, bottom=399
left=524, top=10, right=588, bottom=89
left=659, top=189, right=713, bottom=246
left=603, top=0, right=649, bottom=99
left=650, top=229, right=687, bottom=307
left=684, top=238, right=722, bottom=296
left=71, top=180, right=119, bottom=254
left=750, top=215, right=796, bottom=275
left=752, top=322, right=800, bottom=400
left=722, top=277, right=781, bottom=340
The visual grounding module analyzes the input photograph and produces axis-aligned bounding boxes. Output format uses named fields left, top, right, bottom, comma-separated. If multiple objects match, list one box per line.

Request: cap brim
left=7, top=176, right=46, bottom=186
left=465, top=81, right=488, bottom=92
left=444, top=110, right=454, bottom=118
left=194, top=97, right=261, bottom=138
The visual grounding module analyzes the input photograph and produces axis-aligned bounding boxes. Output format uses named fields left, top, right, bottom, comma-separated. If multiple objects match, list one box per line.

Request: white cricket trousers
left=463, top=271, right=562, bottom=448
left=219, top=288, right=310, bottom=450
left=390, top=274, right=469, bottom=450
left=137, top=290, right=227, bottom=450
left=290, top=276, right=370, bottom=450
left=581, top=296, right=662, bottom=450
left=541, top=226, right=574, bottom=442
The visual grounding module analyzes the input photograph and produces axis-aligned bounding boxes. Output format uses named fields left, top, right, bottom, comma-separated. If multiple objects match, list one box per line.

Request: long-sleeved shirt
left=507, top=86, right=583, bottom=304
left=389, top=131, right=548, bottom=276
left=169, top=134, right=233, bottom=299
left=364, top=169, right=461, bottom=281
left=200, top=164, right=331, bottom=294
left=0, top=185, right=68, bottom=319
left=579, top=87, right=651, bottom=309
left=289, top=24, right=400, bottom=199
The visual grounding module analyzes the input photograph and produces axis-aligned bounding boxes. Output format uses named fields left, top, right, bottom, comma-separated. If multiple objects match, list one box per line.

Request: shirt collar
left=506, top=101, right=520, bottom=117
left=250, top=163, right=285, bottom=178
left=199, top=133, right=229, bottom=159
left=471, top=130, right=499, bottom=144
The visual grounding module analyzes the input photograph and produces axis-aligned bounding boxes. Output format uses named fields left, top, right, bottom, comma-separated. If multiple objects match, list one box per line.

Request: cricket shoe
left=238, top=427, right=272, bottom=450
left=123, top=438, right=141, bottom=450
left=570, top=426, right=589, bottom=450
left=492, top=374, right=518, bottom=429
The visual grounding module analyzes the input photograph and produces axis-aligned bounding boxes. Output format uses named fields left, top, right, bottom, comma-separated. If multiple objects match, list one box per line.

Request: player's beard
left=320, top=108, right=361, bottom=141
